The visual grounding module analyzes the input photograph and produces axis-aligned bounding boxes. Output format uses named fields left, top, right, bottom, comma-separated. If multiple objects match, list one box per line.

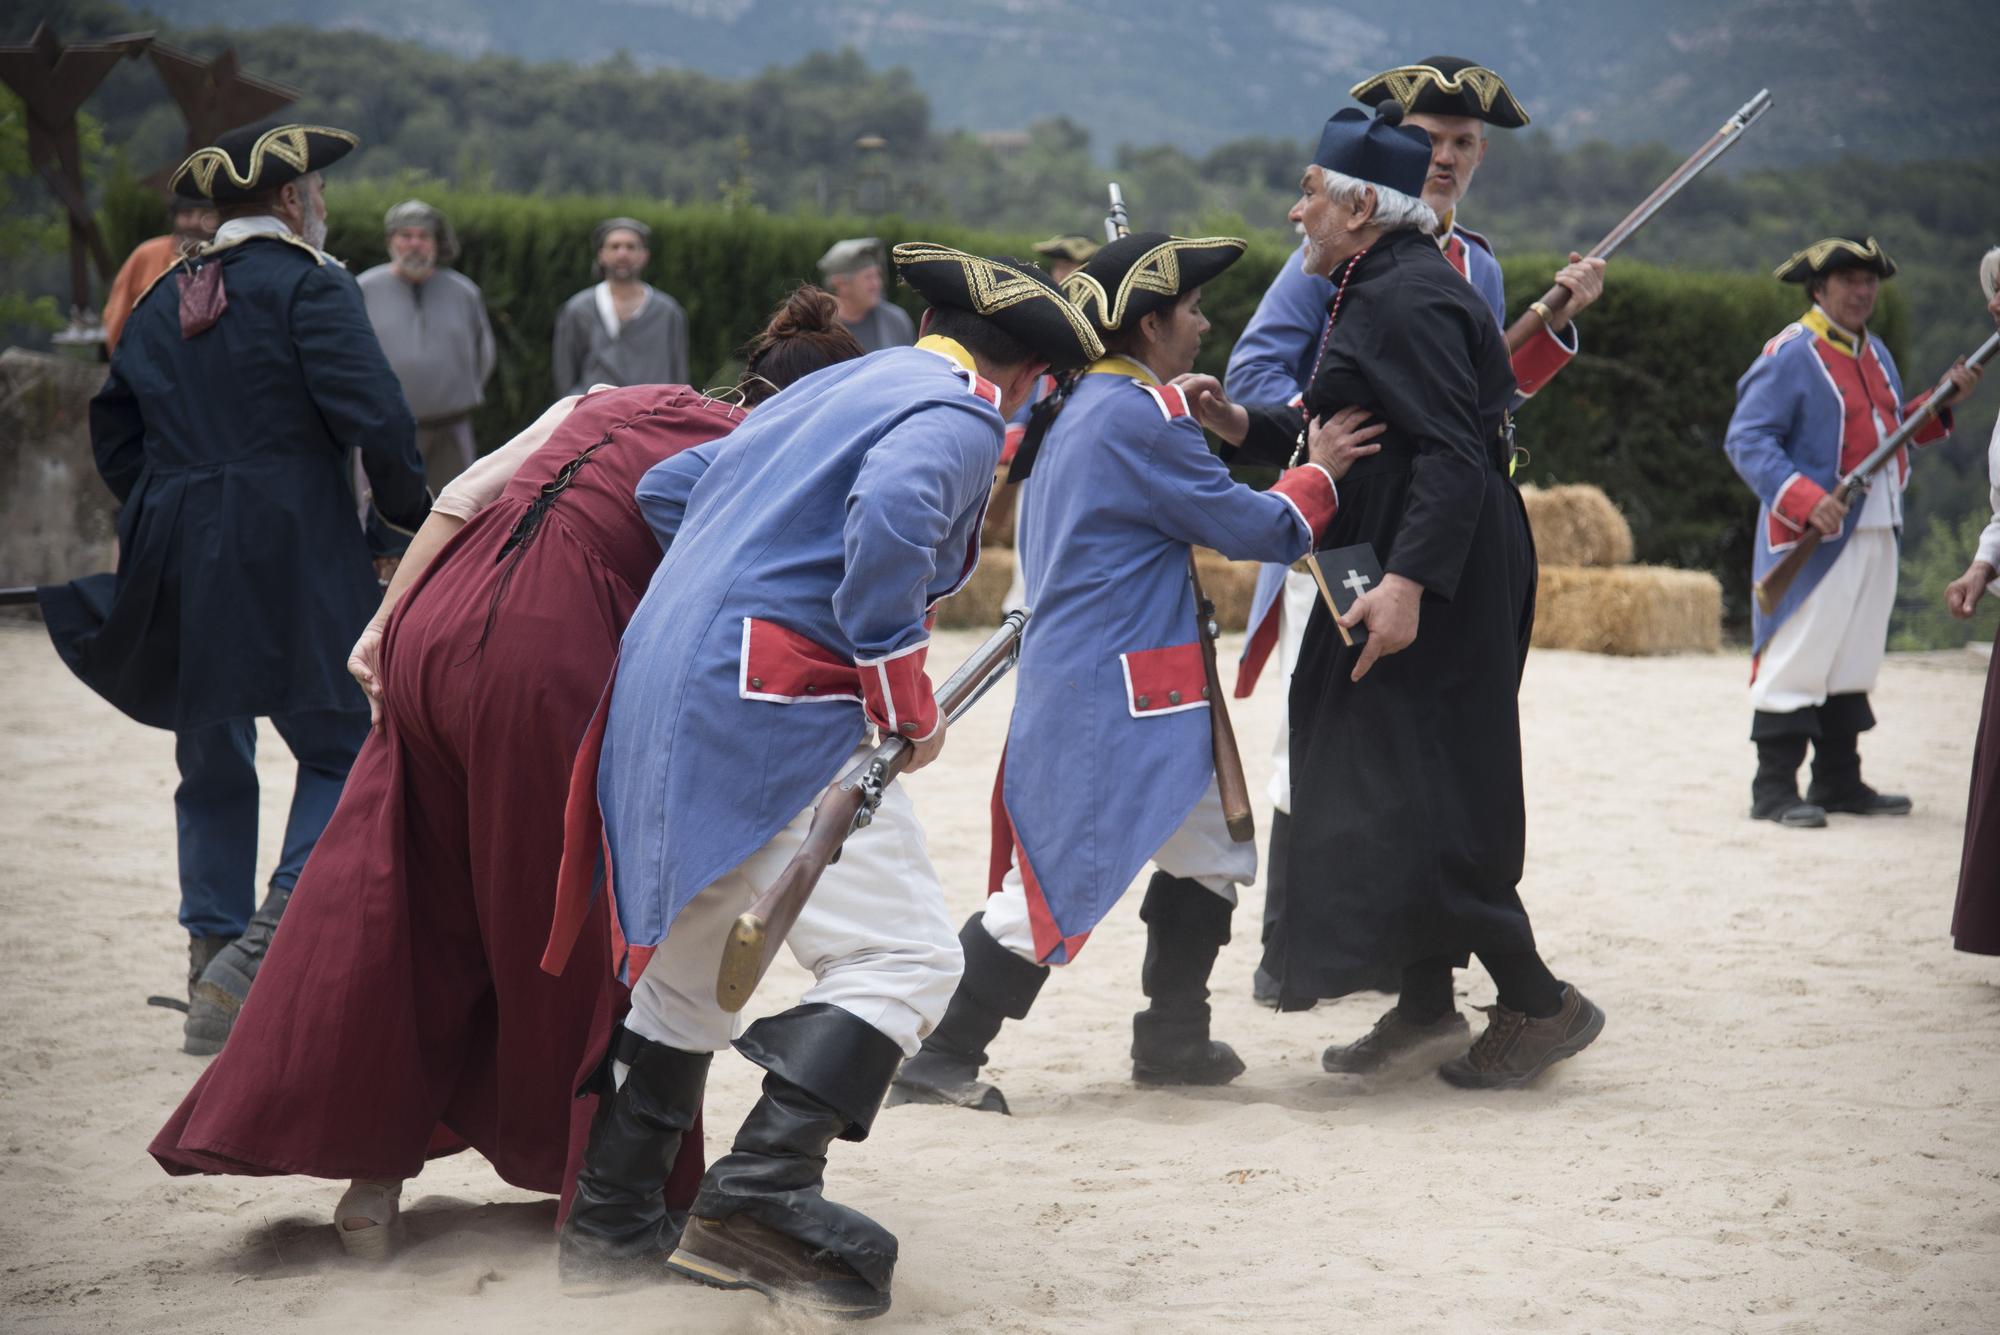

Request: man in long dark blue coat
left=37, top=123, right=430, bottom=1054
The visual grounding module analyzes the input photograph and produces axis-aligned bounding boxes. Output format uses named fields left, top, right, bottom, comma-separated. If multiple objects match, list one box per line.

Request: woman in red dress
left=150, top=288, right=864, bottom=1258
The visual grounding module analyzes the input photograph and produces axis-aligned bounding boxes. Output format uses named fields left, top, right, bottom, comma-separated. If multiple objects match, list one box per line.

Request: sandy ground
left=3, top=617, right=1997, bottom=1334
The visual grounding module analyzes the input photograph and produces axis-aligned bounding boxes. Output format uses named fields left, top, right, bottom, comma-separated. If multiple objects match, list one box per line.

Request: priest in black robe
left=1183, top=103, right=1603, bottom=1089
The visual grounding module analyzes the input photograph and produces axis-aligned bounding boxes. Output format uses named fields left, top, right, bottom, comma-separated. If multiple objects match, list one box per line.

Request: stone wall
left=1, top=349, right=116, bottom=609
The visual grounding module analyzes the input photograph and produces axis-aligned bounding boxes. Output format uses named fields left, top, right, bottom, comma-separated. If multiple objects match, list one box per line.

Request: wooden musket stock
left=1504, top=90, right=1773, bottom=355
left=714, top=609, right=1031, bottom=1012
left=1754, top=330, right=2000, bottom=616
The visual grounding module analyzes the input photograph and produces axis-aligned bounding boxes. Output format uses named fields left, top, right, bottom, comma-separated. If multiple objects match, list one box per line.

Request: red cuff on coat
left=1771, top=472, right=1826, bottom=531
left=1268, top=463, right=1339, bottom=541
left=1904, top=390, right=1953, bottom=446
left=859, top=642, right=940, bottom=740
left=1511, top=322, right=1574, bottom=399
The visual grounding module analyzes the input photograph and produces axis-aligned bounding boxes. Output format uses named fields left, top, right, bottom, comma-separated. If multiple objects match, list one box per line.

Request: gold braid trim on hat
left=893, top=243, right=1105, bottom=359
left=1060, top=237, right=1246, bottom=331
left=1349, top=63, right=1528, bottom=126
left=170, top=125, right=360, bottom=198
left=1773, top=236, right=1896, bottom=280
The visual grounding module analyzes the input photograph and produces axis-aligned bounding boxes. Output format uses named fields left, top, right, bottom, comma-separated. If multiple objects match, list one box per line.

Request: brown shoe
left=1321, top=1006, right=1470, bottom=1074
left=1438, top=985, right=1604, bottom=1090
left=667, top=1213, right=890, bottom=1320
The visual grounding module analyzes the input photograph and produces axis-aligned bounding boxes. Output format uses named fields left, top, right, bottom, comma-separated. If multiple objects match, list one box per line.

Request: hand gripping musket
left=1504, top=90, right=1774, bottom=354
left=715, top=609, right=1031, bottom=1012
left=1754, top=330, right=2000, bottom=615
left=1101, top=182, right=1255, bottom=842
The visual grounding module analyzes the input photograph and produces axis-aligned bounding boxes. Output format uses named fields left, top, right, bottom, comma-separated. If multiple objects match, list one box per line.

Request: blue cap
left=1311, top=104, right=1432, bottom=200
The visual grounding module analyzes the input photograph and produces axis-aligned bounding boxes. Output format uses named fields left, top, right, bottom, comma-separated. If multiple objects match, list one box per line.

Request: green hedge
left=105, top=181, right=1895, bottom=627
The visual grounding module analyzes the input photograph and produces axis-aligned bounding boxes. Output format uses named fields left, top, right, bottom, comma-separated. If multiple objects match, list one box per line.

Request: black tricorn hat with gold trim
left=1060, top=231, right=1246, bottom=335
left=893, top=242, right=1104, bottom=370
left=1774, top=235, right=1897, bottom=284
left=1032, top=234, right=1100, bottom=264
left=172, top=123, right=359, bottom=203
left=1351, top=56, right=1529, bottom=129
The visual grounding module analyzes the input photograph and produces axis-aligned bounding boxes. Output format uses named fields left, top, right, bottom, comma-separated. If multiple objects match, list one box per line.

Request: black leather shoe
left=1809, top=784, right=1912, bottom=816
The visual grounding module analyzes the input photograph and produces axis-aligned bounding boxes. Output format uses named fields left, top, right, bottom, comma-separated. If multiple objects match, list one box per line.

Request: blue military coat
left=38, top=229, right=428, bottom=730
left=997, top=358, right=1337, bottom=964
left=1724, top=307, right=1950, bottom=653
left=594, top=336, right=1003, bottom=966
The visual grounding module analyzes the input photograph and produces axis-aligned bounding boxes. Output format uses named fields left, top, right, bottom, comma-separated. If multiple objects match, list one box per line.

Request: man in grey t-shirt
left=357, top=200, right=496, bottom=489
left=552, top=217, right=691, bottom=396
left=819, top=237, right=915, bottom=353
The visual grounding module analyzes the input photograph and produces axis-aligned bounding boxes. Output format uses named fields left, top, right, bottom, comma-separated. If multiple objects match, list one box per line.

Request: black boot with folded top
left=1130, top=872, right=1247, bottom=1087
left=666, top=1003, right=904, bottom=1320
left=886, top=913, right=1048, bottom=1114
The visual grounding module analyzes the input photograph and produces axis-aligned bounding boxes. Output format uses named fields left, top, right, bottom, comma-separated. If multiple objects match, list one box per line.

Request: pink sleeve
left=430, top=395, right=582, bottom=521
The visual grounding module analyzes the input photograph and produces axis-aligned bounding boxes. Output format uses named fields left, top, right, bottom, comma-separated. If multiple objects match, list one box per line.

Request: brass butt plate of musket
left=716, top=913, right=767, bottom=1013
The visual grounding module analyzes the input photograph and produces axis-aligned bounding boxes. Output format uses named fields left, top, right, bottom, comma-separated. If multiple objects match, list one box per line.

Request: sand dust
left=3, top=619, right=1996, bottom=1333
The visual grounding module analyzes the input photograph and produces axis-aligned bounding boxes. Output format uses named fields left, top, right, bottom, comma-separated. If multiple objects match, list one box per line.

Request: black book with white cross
left=1305, top=544, right=1384, bottom=648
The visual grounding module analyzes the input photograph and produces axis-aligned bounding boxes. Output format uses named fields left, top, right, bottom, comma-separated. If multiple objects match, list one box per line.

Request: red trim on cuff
left=1904, top=391, right=1953, bottom=446
left=1269, top=464, right=1339, bottom=540
left=1511, top=322, right=1574, bottom=399
left=859, top=642, right=940, bottom=740
left=1771, top=472, right=1826, bottom=531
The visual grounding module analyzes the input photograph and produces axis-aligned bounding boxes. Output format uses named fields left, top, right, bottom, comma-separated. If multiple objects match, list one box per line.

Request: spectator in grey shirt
left=358, top=200, right=496, bottom=489
left=551, top=217, right=690, bottom=396
left=819, top=237, right=915, bottom=352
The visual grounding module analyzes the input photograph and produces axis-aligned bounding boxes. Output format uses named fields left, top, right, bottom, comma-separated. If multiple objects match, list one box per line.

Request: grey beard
left=302, top=209, right=328, bottom=251
left=394, top=253, right=435, bottom=281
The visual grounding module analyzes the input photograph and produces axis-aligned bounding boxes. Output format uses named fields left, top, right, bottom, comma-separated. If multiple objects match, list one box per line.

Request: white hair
left=1312, top=165, right=1439, bottom=236
left=1982, top=246, right=2000, bottom=301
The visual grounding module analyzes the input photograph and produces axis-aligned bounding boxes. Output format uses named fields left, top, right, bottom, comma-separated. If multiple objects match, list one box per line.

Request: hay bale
left=1520, top=484, right=1634, bottom=568
left=1532, top=564, right=1722, bottom=656
left=937, top=547, right=1262, bottom=631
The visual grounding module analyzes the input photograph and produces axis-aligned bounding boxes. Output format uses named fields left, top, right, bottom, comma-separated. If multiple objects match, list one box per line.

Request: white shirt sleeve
left=1978, top=418, right=2000, bottom=572
left=430, top=395, right=582, bottom=522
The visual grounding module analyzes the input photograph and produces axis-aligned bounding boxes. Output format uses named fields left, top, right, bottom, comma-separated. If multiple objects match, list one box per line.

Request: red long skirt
left=150, top=492, right=704, bottom=1217
left=1954, top=620, right=2000, bottom=955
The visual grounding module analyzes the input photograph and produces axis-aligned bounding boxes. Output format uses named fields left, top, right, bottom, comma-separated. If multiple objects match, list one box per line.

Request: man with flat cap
left=889, top=231, right=1375, bottom=1114
left=552, top=217, right=689, bottom=395
left=819, top=237, right=916, bottom=352
left=552, top=244, right=1101, bottom=1317
left=35, top=123, right=430, bottom=1055
left=1186, top=103, right=1603, bottom=1089
left=1230, top=55, right=1607, bottom=1008
left=1726, top=236, right=1982, bottom=828
left=359, top=199, right=495, bottom=489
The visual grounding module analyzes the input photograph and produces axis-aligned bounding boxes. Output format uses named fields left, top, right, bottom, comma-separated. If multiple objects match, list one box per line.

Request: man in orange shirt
left=101, top=198, right=219, bottom=351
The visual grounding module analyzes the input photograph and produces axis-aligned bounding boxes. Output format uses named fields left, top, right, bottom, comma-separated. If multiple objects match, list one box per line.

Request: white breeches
left=1750, top=528, right=1899, bottom=714
left=1266, top=568, right=1319, bottom=814
left=982, top=774, right=1257, bottom=962
left=1001, top=499, right=1028, bottom=615
left=624, top=745, right=962, bottom=1059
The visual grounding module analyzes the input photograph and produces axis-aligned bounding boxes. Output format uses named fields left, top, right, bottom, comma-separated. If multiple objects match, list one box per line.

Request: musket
left=715, top=609, right=1031, bottom=1012
left=1505, top=89, right=1774, bottom=354
left=1754, top=330, right=2000, bottom=615
left=1102, top=182, right=1255, bottom=842
left=1, top=587, right=39, bottom=608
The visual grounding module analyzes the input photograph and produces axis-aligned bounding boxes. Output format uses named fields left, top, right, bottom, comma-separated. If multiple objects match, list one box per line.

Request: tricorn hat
left=892, top=243, right=1104, bottom=370
left=1351, top=56, right=1530, bottom=129
left=1312, top=103, right=1432, bottom=200
left=1032, top=234, right=1100, bottom=264
left=171, top=123, right=359, bottom=203
left=1774, top=235, right=1897, bottom=284
left=383, top=198, right=458, bottom=264
left=1061, top=231, right=1246, bottom=334
left=818, top=237, right=883, bottom=277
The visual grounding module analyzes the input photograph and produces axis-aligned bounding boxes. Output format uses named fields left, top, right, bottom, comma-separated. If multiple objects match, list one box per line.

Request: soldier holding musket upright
left=1726, top=236, right=1982, bottom=828
left=1227, top=57, right=1605, bottom=1007
left=1185, top=102, right=1604, bottom=1089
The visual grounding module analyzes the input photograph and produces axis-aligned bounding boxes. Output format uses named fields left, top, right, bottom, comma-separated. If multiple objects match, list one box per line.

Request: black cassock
left=1231, top=227, right=1538, bottom=1009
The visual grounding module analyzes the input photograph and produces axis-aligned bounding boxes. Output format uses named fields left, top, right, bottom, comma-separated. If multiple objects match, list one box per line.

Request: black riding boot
left=1807, top=693, right=1912, bottom=815
left=1131, top=872, right=1246, bottom=1087
left=185, top=933, right=236, bottom=1010
left=1749, top=711, right=1826, bottom=829
left=1251, top=810, right=1289, bottom=1007
left=184, top=883, right=292, bottom=1055
left=558, top=1027, right=711, bottom=1290
left=668, top=1003, right=904, bottom=1319
left=887, top=913, right=1048, bottom=1115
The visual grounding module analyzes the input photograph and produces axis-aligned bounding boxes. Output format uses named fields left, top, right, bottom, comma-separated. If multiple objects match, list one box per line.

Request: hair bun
left=764, top=284, right=841, bottom=340
left=1376, top=99, right=1405, bottom=127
